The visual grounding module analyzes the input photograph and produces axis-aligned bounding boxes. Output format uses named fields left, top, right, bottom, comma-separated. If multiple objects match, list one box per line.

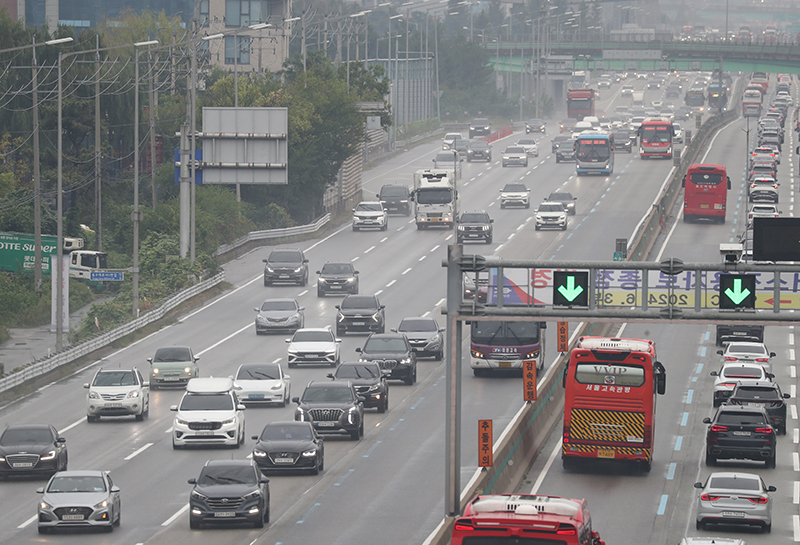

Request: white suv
left=535, top=201, right=568, bottom=231
left=170, top=377, right=246, bottom=449
left=84, top=368, right=149, bottom=422
left=352, top=201, right=388, bottom=231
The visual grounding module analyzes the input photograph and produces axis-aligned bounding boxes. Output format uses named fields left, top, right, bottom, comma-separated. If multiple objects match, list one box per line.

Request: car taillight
left=755, top=427, right=773, bottom=434
left=453, top=521, right=474, bottom=531
left=723, top=356, right=738, bottom=362
left=755, top=357, right=769, bottom=362
left=718, top=382, right=738, bottom=388
left=710, top=425, right=728, bottom=432
left=701, top=494, right=722, bottom=501
left=747, top=497, right=768, bottom=504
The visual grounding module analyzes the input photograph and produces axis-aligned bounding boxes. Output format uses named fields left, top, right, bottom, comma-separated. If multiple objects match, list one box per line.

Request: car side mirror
left=784, top=393, right=791, bottom=399
left=292, top=397, right=300, bottom=404
left=316, top=271, right=321, bottom=275
left=335, top=338, right=341, bottom=343
left=261, top=476, right=270, bottom=484
left=709, top=371, right=718, bottom=376
left=110, top=486, right=120, bottom=493
left=354, top=271, right=359, bottom=274
left=490, top=219, right=494, bottom=223
left=326, top=373, right=335, bottom=380
left=147, top=357, right=153, bottom=364
left=194, top=356, right=199, bottom=362
left=285, top=338, right=291, bottom=343
left=716, top=350, right=723, bottom=355
left=357, top=396, right=366, bottom=403
left=770, top=352, right=776, bottom=357
left=439, top=328, right=445, bottom=332
left=83, top=383, right=89, bottom=389
left=36, top=487, right=44, bottom=494
left=376, top=194, right=380, bottom=199
left=702, top=417, right=711, bottom=424
left=694, top=482, right=703, bottom=489
left=355, top=347, right=362, bottom=353
left=380, top=305, right=386, bottom=309
left=262, top=259, right=268, bottom=263
left=767, top=485, right=777, bottom=492
left=170, top=405, right=178, bottom=411
left=237, top=404, right=246, bottom=411
left=187, top=478, right=197, bottom=485
left=254, top=307, right=260, bottom=312
left=57, top=437, right=66, bottom=443
left=335, top=305, right=341, bottom=310
left=390, top=328, right=398, bottom=333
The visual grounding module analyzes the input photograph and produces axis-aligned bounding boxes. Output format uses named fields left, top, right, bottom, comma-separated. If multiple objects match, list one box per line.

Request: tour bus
left=470, top=320, right=545, bottom=376
left=638, top=118, right=674, bottom=159
left=575, top=133, right=614, bottom=175
left=682, top=163, right=731, bottom=223
left=561, top=337, right=666, bottom=472
left=452, top=494, right=606, bottom=545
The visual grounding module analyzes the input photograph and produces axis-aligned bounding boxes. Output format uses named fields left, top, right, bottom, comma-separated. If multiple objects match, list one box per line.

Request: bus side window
left=726, top=176, right=731, bottom=190
left=681, top=175, right=686, bottom=188
left=654, top=361, right=666, bottom=395
left=562, top=363, right=569, bottom=388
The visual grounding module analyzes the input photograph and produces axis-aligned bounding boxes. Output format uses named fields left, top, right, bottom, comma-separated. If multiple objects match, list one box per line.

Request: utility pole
left=149, top=49, right=157, bottom=208
left=32, top=36, right=42, bottom=292
left=94, top=36, right=102, bottom=250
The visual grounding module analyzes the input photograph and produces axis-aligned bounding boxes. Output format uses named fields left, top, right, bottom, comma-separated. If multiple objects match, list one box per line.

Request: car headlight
left=94, top=499, right=109, bottom=509
left=184, top=367, right=193, bottom=375
left=481, top=226, right=489, bottom=231
left=346, top=277, right=356, bottom=283
left=359, top=357, right=368, bottom=363
left=294, top=266, right=304, bottom=273
left=471, top=349, right=486, bottom=359
left=535, top=215, right=543, bottom=221
left=266, top=266, right=275, bottom=273
left=88, top=391, right=100, bottom=400
left=526, top=349, right=540, bottom=359
left=40, top=450, right=56, bottom=461
left=221, top=417, right=236, bottom=426
left=457, top=225, right=465, bottom=230
left=256, top=315, right=268, bottom=323
left=371, top=311, right=382, bottom=320
left=295, top=408, right=307, bottom=421
left=253, top=448, right=267, bottom=458
left=191, top=490, right=208, bottom=500
left=152, top=367, right=160, bottom=375
left=127, top=390, right=140, bottom=399
left=176, top=418, right=189, bottom=426
left=400, top=358, right=411, bottom=365
left=301, top=449, right=317, bottom=457
left=40, top=500, right=53, bottom=510
left=337, top=313, right=345, bottom=322
left=367, top=384, right=380, bottom=392
left=288, top=347, right=299, bottom=354
left=244, top=490, right=262, bottom=500
left=270, top=384, right=283, bottom=390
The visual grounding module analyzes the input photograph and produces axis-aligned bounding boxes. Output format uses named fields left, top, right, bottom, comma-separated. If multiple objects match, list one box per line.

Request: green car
left=146, top=346, right=199, bottom=389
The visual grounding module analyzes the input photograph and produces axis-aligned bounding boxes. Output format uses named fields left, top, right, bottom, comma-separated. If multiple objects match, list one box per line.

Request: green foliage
left=0, top=271, right=93, bottom=330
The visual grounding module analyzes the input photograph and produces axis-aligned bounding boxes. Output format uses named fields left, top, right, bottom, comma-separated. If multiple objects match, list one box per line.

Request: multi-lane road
left=0, top=72, right=791, bottom=545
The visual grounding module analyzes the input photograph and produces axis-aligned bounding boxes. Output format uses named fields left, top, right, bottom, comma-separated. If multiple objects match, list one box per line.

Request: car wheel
left=336, top=326, right=345, bottom=336
left=712, top=398, right=721, bottom=408
left=764, top=522, right=771, bottom=533
left=135, top=411, right=144, bottom=422
left=104, top=522, right=114, bottom=533
left=254, top=506, right=265, bottom=528
left=311, top=458, right=320, bottom=476
left=263, top=278, right=271, bottom=287
left=473, top=368, right=485, bottom=377
left=456, top=236, right=463, bottom=244
left=350, top=426, right=361, bottom=440
left=353, top=225, right=359, bottom=231
left=378, top=396, right=386, bottom=413
left=87, top=415, right=98, bottom=423
left=190, top=517, right=200, bottom=530
left=779, top=424, right=786, bottom=435
left=555, top=156, right=560, bottom=163
left=500, top=203, right=505, bottom=209
left=38, top=526, right=49, bottom=534
left=486, top=236, right=492, bottom=244
left=766, top=451, right=776, bottom=468
left=114, top=505, right=121, bottom=526
left=562, top=224, right=567, bottom=231
left=535, top=225, right=540, bottom=231
left=696, top=520, right=705, bottom=531
left=436, top=350, right=444, bottom=361
left=525, top=203, right=530, bottom=209
left=705, top=451, right=716, bottom=466
left=332, top=357, right=339, bottom=368
left=502, top=162, right=507, bottom=167
left=317, top=288, right=324, bottom=297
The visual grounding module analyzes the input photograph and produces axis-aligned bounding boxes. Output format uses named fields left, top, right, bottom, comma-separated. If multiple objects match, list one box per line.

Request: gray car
left=393, top=316, right=445, bottom=360
left=694, top=472, right=775, bottom=532
left=147, top=346, right=199, bottom=389
left=37, top=470, right=121, bottom=533
left=254, top=298, right=304, bottom=334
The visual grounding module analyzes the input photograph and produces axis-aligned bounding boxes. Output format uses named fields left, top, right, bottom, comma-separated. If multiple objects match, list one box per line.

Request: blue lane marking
left=363, top=440, right=382, bottom=458
left=692, top=376, right=698, bottom=382
left=334, top=468, right=354, bottom=486
left=590, top=208, right=596, bottom=213
left=567, top=233, right=573, bottom=239
left=675, top=436, right=683, bottom=451
left=557, top=245, right=564, bottom=252
left=410, top=398, right=423, bottom=410
left=704, top=331, right=710, bottom=341
left=297, top=502, right=321, bottom=523
left=389, top=418, right=404, bottom=431
left=686, top=390, right=693, bottom=404
left=667, top=462, right=677, bottom=480
left=657, top=494, right=669, bottom=515
left=700, top=346, right=706, bottom=358
left=696, top=362, right=704, bottom=373
left=681, top=412, right=689, bottom=426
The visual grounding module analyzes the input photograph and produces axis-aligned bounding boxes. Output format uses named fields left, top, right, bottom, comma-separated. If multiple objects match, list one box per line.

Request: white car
left=515, top=138, right=539, bottom=157
left=672, top=123, right=683, bottom=143
left=717, top=341, right=776, bottom=373
left=621, top=85, right=634, bottom=97
left=597, top=78, right=611, bottom=89
left=534, top=201, right=567, bottom=231
left=233, top=362, right=291, bottom=407
left=499, top=183, right=530, bottom=209
left=84, top=368, right=149, bottom=422
left=352, top=201, right=388, bottom=231
left=748, top=203, right=781, bottom=221
left=286, top=327, right=341, bottom=367
left=501, top=146, right=528, bottom=167
left=709, top=362, right=773, bottom=406
left=171, top=377, right=246, bottom=449
left=442, top=132, right=463, bottom=150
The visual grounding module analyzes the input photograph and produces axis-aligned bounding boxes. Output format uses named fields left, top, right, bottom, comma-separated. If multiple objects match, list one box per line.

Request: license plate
left=195, top=431, right=214, bottom=436
left=249, top=394, right=264, bottom=399
left=352, top=321, right=365, bottom=326
left=164, top=377, right=180, bottom=381
left=498, top=362, right=512, bottom=368
left=700, top=204, right=709, bottom=209
left=62, top=514, right=84, bottom=521
left=330, top=285, right=342, bottom=289
left=722, top=511, right=745, bottom=518
left=104, top=403, right=122, bottom=407
left=214, top=512, right=236, bottom=518
left=316, top=421, right=336, bottom=427
left=275, top=458, right=294, bottom=464
left=12, top=462, right=33, bottom=468
left=468, top=234, right=480, bottom=238
left=597, top=448, right=615, bottom=459
left=431, top=218, right=440, bottom=222
left=733, top=431, right=751, bottom=436
left=279, top=275, right=290, bottom=279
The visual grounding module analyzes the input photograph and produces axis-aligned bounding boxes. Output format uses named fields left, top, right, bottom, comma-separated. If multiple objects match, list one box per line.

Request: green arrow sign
left=724, top=278, right=751, bottom=304
left=558, top=276, right=585, bottom=302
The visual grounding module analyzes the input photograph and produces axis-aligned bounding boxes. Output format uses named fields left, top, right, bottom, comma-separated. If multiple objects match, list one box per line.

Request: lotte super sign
left=478, top=420, right=493, bottom=468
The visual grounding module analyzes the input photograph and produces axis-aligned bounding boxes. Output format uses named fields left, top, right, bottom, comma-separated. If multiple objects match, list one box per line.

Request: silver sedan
left=694, top=472, right=775, bottom=533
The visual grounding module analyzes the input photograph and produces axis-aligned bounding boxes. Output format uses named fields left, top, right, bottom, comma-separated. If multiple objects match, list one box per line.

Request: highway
left=0, top=72, right=760, bottom=545
left=520, top=78, right=800, bottom=545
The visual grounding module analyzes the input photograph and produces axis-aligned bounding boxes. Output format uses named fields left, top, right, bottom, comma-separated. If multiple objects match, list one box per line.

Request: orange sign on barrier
left=557, top=321, right=569, bottom=353
left=478, top=420, right=493, bottom=467
left=523, top=360, right=537, bottom=401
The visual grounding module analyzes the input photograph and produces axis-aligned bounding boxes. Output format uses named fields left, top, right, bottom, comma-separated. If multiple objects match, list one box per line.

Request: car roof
left=186, top=377, right=234, bottom=393
left=294, top=327, right=333, bottom=333
left=262, top=297, right=297, bottom=304
left=366, top=332, right=407, bottom=340
left=51, top=470, right=106, bottom=478
left=716, top=403, right=769, bottom=414
left=204, top=459, right=255, bottom=468
left=306, top=380, right=351, bottom=389
left=3, top=424, right=53, bottom=432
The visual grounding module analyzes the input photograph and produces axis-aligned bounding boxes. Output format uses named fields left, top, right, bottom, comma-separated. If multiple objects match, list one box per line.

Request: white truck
left=411, top=169, right=458, bottom=229
left=631, top=91, right=645, bottom=110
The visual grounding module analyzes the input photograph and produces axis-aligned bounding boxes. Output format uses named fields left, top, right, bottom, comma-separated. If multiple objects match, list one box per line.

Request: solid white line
left=17, top=515, right=36, bottom=529
left=794, top=515, right=800, bottom=542
left=162, top=504, right=189, bottom=526
left=165, top=427, right=173, bottom=434
left=792, top=348, right=797, bottom=361
left=792, top=404, right=798, bottom=420
left=794, top=428, right=799, bottom=444
left=530, top=440, right=562, bottom=494
left=386, top=280, right=397, bottom=287
left=790, top=333, right=795, bottom=345
left=380, top=237, right=388, bottom=243
left=792, top=365, right=797, bottom=379
left=196, top=322, right=251, bottom=357
left=794, top=452, right=799, bottom=472
left=793, top=384, right=797, bottom=399
left=352, top=256, right=360, bottom=261
left=124, top=442, right=154, bottom=461
left=59, top=417, right=85, bottom=435
left=298, top=289, right=308, bottom=297
left=794, top=481, right=800, bottom=504
left=402, top=267, right=412, bottom=275
left=375, top=290, right=383, bottom=296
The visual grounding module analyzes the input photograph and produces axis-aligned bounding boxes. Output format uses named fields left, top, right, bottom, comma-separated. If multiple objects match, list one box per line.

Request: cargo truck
left=0, top=231, right=107, bottom=279
left=410, top=169, right=458, bottom=229
left=742, top=89, right=762, bottom=117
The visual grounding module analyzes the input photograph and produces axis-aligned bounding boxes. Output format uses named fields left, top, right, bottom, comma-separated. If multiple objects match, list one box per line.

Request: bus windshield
left=575, top=139, right=610, bottom=161
left=689, top=172, right=723, bottom=185
left=471, top=321, right=540, bottom=346
left=641, top=127, right=671, bottom=144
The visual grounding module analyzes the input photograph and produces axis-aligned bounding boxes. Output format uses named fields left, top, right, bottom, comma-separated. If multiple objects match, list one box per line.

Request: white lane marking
left=375, top=290, right=384, bottom=296
left=792, top=365, right=797, bottom=379
left=790, top=333, right=795, bottom=345
left=793, top=384, right=797, bottom=399
left=794, top=515, right=800, bottom=542
left=298, top=289, right=308, bottom=297
left=17, top=515, right=36, bottom=529
left=507, top=233, right=515, bottom=240
left=516, top=224, right=525, bottom=231
left=124, top=442, right=154, bottom=461
left=59, top=418, right=85, bottom=435
left=162, top=504, right=189, bottom=526
left=794, top=428, right=799, bottom=444
left=197, top=322, right=251, bottom=357
left=364, top=245, right=375, bottom=253
left=273, top=357, right=281, bottom=363
left=380, top=237, right=388, bottom=243
left=386, top=280, right=397, bottom=287
left=446, top=234, right=454, bottom=241
left=418, top=255, right=427, bottom=262
left=792, top=404, right=798, bottom=420
left=165, top=427, right=173, bottom=433
left=430, top=244, right=440, bottom=252
left=436, top=298, right=446, bottom=307
left=792, top=349, right=797, bottom=361
left=352, top=256, right=360, bottom=262
left=402, top=267, right=412, bottom=275
left=794, top=452, right=800, bottom=472
left=530, top=440, right=562, bottom=494
left=422, top=310, right=430, bottom=317
left=795, top=481, right=800, bottom=504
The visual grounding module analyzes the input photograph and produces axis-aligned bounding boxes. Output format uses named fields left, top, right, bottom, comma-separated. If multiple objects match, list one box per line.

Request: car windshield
left=616, top=132, right=630, bottom=139
left=356, top=203, right=383, bottom=212
left=198, top=465, right=256, bottom=486
left=399, top=318, right=437, bottom=332
left=517, top=139, right=536, bottom=145
left=461, top=213, right=488, bottom=223
left=733, top=387, right=780, bottom=400
left=292, top=330, right=333, bottom=343
left=472, top=119, right=489, bottom=125
left=261, top=300, right=297, bottom=311
left=549, top=193, right=572, bottom=201
left=93, top=371, right=137, bottom=387
left=470, top=141, right=489, bottom=149
left=48, top=476, right=106, bottom=493
left=503, top=184, right=527, bottom=192
left=179, top=393, right=234, bottom=411
left=302, top=386, right=354, bottom=403
left=269, top=250, right=302, bottom=263
left=260, top=424, right=312, bottom=441
left=364, top=337, right=408, bottom=352
left=321, top=263, right=353, bottom=275
left=728, top=344, right=766, bottom=355
left=717, top=412, right=768, bottom=426
left=504, top=147, right=525, bottom=154
left=336, top=364, right=381, bottom=379
left=341, top=296, right=377, bottom=310
left=434, top=153, right=456, bottom=163
left=153, top=347, right=191, bottom=362
left=380, top=186, right=407, bottom=197
left=722, top=366, right=763, bottom=378
left=708, top=476, right=760, bottom=491
left=0, top=428, right=53, bottom=445
left=538, top=204, right=564, bottom=212
left=236, top=364, right=279, bottom=381
left=529, top=119, right=543, bottom=125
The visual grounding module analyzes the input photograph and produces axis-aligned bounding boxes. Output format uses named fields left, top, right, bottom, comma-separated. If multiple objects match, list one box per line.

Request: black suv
left=187, top=459, right=270, bottom=529
left=715, top=324, right=764, bottom=346
left=614, top=130, right=633, bottom=152
left=526, top=118, right=546, bottom=134
left=328, top=362, right=389, bottom=413
left=547, top=191, right=577, bottom=216
left=467, top=140, right=492, bottom=162
left=376, top=184, right=412, bottom=216
left=335, top=294, right=385, bottom=335
left=703, top=405, right=776, bottom=468
left=456, top=211, right=493, bottom=244
left=555, top=140, right=575, bottom=162
left=293, top=381, right=365, bottom=440
left=356, top=333, right=417, bottom=385
left=468, top=118, right=491, bottom=138
left=551, top=135, right=571, bottom=153
left=263, top=248, right=309, bottom=286
left=316, top=262, right=359, bottom=297
left=728, top=382, right=790, bottom=434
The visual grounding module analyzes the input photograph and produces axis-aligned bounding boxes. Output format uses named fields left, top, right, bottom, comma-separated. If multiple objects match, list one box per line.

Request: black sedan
left=0, top=424, right=67, bottom=478
left=252, top=421, right=324, bottom=475
left=335, top=295, right=385, bottom=335
left=188, top=459, right=270, bottom=529
left=328, top=362, right=389, bottom=413
left=356, top=333, right=417, bottom=385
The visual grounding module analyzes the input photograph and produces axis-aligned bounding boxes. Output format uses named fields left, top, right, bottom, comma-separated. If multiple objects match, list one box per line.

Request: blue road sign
left=90, top=271, right=124, bottom=281
left=174, top=149, right=203, bottom=184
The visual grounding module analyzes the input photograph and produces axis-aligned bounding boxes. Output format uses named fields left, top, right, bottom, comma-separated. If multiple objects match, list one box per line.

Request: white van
left=170, top=377, right=246, bottom=449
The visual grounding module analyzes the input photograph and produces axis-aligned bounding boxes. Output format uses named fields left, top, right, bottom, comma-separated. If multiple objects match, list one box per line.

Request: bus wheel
left=562, top=457, right=577, bottom=470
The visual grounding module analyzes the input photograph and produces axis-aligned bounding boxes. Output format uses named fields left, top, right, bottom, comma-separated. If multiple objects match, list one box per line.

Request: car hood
left=337, top=377, right=381, bottom=388
left=399, top=331, right=439, bottom=342
left=299, top=401, right=356, bottom=409
left=193, top=483, right=259, bottom=498
left=42, top=491, right=109, bottom=508
left=503, top=152, right=526, bottom=157
left=360, top=350, right=411, bottom=360
left=258, top=310, right=300, bottom=319
left=319, top=274, right=355, bottom=281
left=266, top=261, right=303, bottom=268
left=235, top=379, right=283, bottom=391
left=288, top=341, right=337, bottom=352
left=0, top=443, right=53, bottom=455
left=255, top=439, right=315, bottom=452
left=354, top=210, right=384, bottom=218
left=151, top=361, right=194, bottom=371
left=89, top=385, right=140, bottom=395
left=501, top=191, right=528, bottom=197
left=537, top=211, right=565, bottom=218
left=176, top=409, right=237, bottom=421
left=338, top=308, right=380, bottom=317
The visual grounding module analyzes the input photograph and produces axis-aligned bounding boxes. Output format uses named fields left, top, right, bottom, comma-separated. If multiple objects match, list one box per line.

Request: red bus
left=561, top=337, right=666, bottom=472
left=452, top=494, right=606, bottom=545
left=637, top=118, right=674, bottom=159
left=567, top=89, right=595, bottom=121
left=682, top=163, right=731, bottom=223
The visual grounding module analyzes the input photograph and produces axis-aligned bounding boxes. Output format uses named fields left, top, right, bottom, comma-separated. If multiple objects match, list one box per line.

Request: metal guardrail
left=0, top=272, right=226, bottom=394
left=213, top=214, right=331, bottom=257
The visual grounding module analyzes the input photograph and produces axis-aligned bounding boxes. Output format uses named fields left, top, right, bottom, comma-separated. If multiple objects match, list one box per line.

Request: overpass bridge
left=488, top=39, right=800, bottom=73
